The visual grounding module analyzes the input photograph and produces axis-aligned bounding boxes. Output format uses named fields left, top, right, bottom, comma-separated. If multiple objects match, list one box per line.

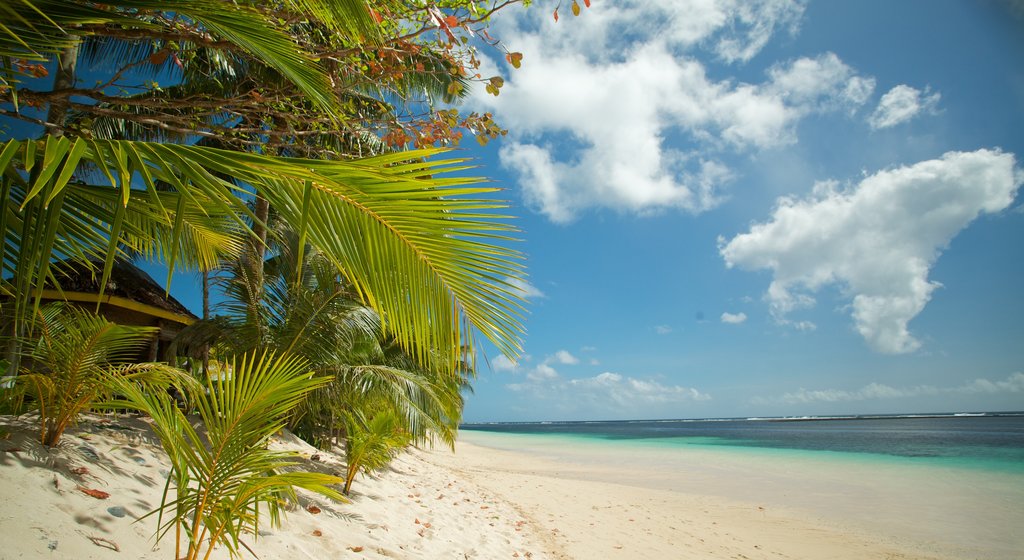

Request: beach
left=2, top=414, right=1022, bottom=559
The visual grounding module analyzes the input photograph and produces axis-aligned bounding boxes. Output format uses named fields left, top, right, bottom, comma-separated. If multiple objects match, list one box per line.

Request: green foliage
left=15, top=302, right=186, bottom=446
left=342, top=408, right=412, bottom=494
left=103, top=350, right=343, bottom=560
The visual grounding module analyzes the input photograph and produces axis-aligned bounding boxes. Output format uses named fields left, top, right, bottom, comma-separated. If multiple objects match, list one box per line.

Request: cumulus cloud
left=472, top=1, right=875, bottom=223
left=721, top=312, right=748, bottom=324
left=752, top=372, right=1024, bottom=405
left=720, top=149, right=1021, bottom=353
left=869, top=85, right=941, bottom=129
left=655, top=325, right=673, bottom=335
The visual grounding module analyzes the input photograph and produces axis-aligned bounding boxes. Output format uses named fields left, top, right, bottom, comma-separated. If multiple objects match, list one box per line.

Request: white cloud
left=869, top=85, right=941, bottom=129
left=505, top=276, right=545, bottom=299
left=567, top=372, right=711, bottom=406
left=551, top=350, right=579, bottom=365
left=721, top=149, right=1021, bottom=353
left=490, top=354, right=518, bottom=373
left=473, top=1, right=874, bottom=223
left=753, top=373, right=1024, bottom=405
left=508, top=370, right=711, bottom=415
left=721, top=312, right=748, bottom=324
left=655, top=325, right=673, bottom=335
left=527, top=363, right=559, bottom=383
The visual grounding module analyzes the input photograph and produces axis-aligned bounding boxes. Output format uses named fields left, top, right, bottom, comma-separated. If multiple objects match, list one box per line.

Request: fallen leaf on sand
left=348, top=546, right=364, bottom=552
left=306, top=505, right=321, bottom=514
left=71, top=467, right=89, bottom=476
left=422, top=522, right=432, bottom=529
left=414, top=518, right=421, bottom=524
left=311, top=530, right=322, bottom=537
left=78, top=487, right=110, bottom=499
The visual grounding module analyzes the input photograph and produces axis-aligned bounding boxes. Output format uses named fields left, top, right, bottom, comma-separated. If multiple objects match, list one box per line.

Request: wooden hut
left=39, top=259, right=198, bottom=362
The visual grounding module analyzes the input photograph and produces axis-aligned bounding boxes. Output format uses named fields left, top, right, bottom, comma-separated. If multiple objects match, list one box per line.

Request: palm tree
left=1, top=1, right=526, bottom=380
left=102, top=350, right=344, bottom=560
left=173, top=217, right=466, bottom=450
left=14, top=302, right=189, bottom=446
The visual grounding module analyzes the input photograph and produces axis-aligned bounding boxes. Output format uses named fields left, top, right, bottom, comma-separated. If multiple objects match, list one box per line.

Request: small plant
left=342, top=408, right=412, bottom=494
left=104, top=350, right=344, bottom=560
left=17, top=303, right=182, bottom=446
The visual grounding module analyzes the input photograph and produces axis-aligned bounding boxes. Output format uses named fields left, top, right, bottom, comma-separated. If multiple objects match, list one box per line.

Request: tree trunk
left=45, top=42, right=80, bottom=137
left=201, top=268, right=210, bottom=376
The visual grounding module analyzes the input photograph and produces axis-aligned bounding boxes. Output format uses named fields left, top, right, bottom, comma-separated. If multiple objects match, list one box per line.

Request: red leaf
left=78, top=487, right=110, bottom=499
left=553, top=8, right=559, bottom=22
left=369, top=8, right=382, bottom=24
left=307, top=505, right=322, bottom=514
left=312, top=529, right=322, bottom=537
left=444, top=15, right=459, bottom=28
left=584, top=0, right=591, bottom=6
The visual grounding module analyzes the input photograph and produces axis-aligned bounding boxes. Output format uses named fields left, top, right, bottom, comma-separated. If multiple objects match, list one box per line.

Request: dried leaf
left=349, top=546, right=364, bottom=552
left=71, top=467, right=89, bottom=476
left=149, top=50, right=169, bottom=66
left=553, top=8, right=559, bottom=22
left=78, top=487, right=110, bottom=499
left=306, top=505, right=321, bottom=514
left=312, top=529, right=322, bottom=537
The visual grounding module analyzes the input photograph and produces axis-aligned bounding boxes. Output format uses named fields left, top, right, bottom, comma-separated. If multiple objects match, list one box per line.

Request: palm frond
left=3, top=138, right=526, bottom=376
left=102, top=350, right=343, bottom=560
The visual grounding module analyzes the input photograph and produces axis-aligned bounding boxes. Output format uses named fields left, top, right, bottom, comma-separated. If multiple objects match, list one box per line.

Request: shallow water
left=463, top=413, right=1024, bottom=473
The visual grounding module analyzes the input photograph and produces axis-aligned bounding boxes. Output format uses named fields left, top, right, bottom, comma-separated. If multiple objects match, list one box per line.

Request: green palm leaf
left=3, top=138, right=526, bottom=374
left=102, top=350, right=342, bottom=560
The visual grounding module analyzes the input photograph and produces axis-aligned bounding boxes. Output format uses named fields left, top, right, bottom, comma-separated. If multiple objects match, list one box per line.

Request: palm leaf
left=102, top=350, right=343, bottom=560
left=3, top=138, right=526, bottom=376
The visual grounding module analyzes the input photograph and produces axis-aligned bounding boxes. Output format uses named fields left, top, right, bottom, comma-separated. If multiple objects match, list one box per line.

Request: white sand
left=0, top=414, right=549, bottom=560
left=2, top=415, right=1020, bottom=560
left=431, top=431, right=1024, bottom=560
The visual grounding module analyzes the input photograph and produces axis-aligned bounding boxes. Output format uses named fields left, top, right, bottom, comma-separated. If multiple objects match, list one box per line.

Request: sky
left=142, top=1, right=1024, bottom=421
left=449, top=0, right=1024, bottom=421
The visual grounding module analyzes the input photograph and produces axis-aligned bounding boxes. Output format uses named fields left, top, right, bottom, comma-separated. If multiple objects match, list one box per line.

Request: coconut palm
left=1, top=1, right=526, bottom=381
left=102, top=350, right=343, bottom=560
left=14, top=302, right=190, bottom=446
left=172, top=217, right=467, bottom=450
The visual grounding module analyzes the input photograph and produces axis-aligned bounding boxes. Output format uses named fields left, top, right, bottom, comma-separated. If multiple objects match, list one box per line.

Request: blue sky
left=448, top=0, right=1024, bottom=421
left=147, top=1, right=1024, bottom=421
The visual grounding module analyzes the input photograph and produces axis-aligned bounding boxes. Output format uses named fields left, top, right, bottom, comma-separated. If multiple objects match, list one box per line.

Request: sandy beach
left=1, top=414, right=1021, bottom=559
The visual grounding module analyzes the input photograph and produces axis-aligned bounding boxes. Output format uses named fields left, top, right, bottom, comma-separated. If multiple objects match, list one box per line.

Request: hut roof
left=46, top=259, right=198, bottom=322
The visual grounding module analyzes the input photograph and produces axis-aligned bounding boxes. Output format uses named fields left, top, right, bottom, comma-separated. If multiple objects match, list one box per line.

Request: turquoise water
left=462, top=413, right=1024, bottom=473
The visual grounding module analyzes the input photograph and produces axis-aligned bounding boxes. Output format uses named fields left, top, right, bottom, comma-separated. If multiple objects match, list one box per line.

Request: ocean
left=462, top=412, right=1024, bottom=472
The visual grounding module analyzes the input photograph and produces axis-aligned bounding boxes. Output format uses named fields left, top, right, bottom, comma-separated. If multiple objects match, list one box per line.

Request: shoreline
left=424, top=430, right=1024, bottom=560
left=2, top=414, right=1021, bottom=559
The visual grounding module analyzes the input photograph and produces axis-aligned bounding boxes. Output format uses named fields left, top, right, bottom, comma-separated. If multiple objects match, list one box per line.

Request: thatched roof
left=47, top=259, right=197, bottom=321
